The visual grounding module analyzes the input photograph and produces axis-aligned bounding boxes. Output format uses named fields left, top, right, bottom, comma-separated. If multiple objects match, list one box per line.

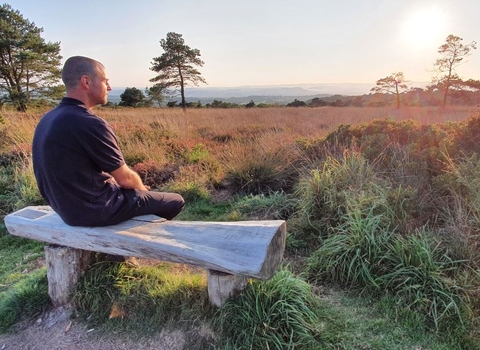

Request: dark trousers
left=107, top=189, right=185, bottom=225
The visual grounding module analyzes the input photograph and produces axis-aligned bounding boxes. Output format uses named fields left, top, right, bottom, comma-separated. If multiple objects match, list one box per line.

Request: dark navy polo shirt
left=32, top=97, right=126, bottom=226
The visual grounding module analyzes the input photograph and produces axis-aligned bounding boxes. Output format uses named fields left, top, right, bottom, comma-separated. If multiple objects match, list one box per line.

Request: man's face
left=90, top=65, right=111, bottom=105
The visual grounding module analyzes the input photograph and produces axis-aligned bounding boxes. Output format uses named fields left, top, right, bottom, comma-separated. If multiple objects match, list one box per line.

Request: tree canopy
left=371, top=72, right=408, bottom=109
left=150, top=32, right=206, bottom=111
left=0, top=4, right=62, bottom=111
left=431, top=34, right=477, bottom=108
left=119, top=87, right=151, bottom=107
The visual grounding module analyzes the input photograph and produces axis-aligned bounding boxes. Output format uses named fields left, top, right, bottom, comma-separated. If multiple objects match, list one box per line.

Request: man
left=32, top=56, right=184, bottom=226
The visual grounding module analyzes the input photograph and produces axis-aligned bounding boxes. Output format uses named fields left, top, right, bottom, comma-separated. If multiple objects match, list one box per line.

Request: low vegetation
left=1, top=106, right=480, bottom=349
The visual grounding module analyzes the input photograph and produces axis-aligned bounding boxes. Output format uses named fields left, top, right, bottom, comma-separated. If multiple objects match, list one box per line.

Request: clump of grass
left=432, top=153, right=480, bottom=273
left=0, top=156, right=44, bottom=216
left=379, top=229, right=468, bottom=330
left=295, top=150, right=387, bottom=234
left=215, top=269, right=337, bottom=350
left=232, top=191, right=296, bottom=220
left=307, top=211, right=470, bottom=332
left=307, top=208, right=392, bottom=290
left=222, top=140, right=299, bottom=195
left=161, top=179, right=211, bottom=203
left=0, top=268, right=48, bottom=332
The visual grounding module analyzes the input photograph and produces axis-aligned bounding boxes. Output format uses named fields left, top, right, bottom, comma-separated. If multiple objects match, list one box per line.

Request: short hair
left=61, top=56, right=104, bottom=89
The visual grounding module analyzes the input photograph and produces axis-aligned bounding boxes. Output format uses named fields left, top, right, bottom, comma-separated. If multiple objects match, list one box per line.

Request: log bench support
left=5, top=206, right=286, bottom=307
left=44, top=245, right=95, bottom=307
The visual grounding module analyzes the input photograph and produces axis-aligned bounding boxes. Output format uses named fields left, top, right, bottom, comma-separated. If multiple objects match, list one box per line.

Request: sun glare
left=402, top=8, right=448, bottom=49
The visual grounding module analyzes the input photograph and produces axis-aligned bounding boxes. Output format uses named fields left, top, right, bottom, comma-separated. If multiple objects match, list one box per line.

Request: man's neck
left=65, top=91, right=94, bottom=109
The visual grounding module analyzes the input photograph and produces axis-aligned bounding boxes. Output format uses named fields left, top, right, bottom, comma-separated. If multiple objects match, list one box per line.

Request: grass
left=1, top=106, right=480, bottom=348
left=214, top=269, right=335, bottom=350
left=0, top=265, right=48, bottom=332
left=74, top=262, right=212, bottom=332
left=321, top=290, right=464, bottom=350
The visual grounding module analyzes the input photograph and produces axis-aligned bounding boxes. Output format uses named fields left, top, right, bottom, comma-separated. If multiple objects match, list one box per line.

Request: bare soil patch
left=0, top=305, right=187, bottom=350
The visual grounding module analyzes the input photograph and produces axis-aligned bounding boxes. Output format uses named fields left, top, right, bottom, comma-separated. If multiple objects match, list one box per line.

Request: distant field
left=4, top=105, right=477, bottom=140
left=4, top=105, right=478, bottom=168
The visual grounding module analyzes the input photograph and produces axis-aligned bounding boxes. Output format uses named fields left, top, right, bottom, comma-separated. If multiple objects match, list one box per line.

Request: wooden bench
left=4, top=206, right=286, bottom=307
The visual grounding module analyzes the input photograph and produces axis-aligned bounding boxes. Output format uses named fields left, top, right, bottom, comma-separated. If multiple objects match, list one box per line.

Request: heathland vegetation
left=1, top=105, right=480, bottom=349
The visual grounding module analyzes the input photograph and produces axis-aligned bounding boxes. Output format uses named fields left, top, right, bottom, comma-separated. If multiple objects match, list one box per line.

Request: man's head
left=62, top=56, right=111, bottom=108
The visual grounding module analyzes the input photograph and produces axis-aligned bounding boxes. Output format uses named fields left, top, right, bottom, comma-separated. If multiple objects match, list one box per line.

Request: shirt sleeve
left=81, top=117, right=125, bottom=173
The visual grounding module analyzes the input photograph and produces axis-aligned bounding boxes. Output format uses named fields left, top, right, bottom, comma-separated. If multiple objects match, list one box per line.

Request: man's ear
left=80, top=75, right=90, bottom=89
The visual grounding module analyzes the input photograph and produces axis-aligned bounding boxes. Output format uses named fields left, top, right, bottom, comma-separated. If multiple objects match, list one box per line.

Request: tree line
left=0, top=3, right=478, bottom=112
left=0, top=4, right=205, bottom=112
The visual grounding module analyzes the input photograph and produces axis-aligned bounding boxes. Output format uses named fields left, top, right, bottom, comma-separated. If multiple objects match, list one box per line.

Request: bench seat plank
left=5, top=206, right=286, bottom=280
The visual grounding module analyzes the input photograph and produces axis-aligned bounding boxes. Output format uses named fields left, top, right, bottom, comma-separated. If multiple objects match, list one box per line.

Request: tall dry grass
left=2, top=105, right=477, bottom=195
left=3, top=105, right=476, bottom=162
left=3, top=105, right=477, bottom=143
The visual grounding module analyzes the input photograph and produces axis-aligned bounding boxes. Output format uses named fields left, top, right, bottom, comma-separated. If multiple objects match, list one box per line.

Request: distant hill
left=107, top=83, right=374, bottom=105
left=184, top=83, right=374, bottom=98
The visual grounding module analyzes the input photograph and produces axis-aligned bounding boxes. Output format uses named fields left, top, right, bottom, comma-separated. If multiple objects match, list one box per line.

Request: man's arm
left=110, top=164, right=149, bottom=191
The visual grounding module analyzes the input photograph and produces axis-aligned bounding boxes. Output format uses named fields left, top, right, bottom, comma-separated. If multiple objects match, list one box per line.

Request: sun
left=402, top=7, right=448, bottom=49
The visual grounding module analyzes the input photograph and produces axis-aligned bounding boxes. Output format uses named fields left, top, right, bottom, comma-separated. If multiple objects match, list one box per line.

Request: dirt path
left=0, top=305, right=187, bottom=350
left=0, top=304, right=188, bottom=350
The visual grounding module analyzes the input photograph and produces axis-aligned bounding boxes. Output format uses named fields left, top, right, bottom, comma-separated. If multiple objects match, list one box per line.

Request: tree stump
left=207, top=270, right=248, bottom=307
left=44, top=245, right=94, bottom=307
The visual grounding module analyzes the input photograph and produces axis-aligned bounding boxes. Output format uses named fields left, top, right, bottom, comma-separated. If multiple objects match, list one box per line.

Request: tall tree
left=431, top=34, right=476, bottom=108
left=0, top=4, right=62, bottom=111
left=150, top=32, right=206, bottom=111
left=371, top=72, right=408, bottom=109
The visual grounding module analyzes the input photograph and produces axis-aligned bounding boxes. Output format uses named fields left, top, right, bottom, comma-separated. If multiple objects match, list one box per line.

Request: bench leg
left=44, top=245, right=94, bottom=307
left=207, top=270, right=248, bottom=307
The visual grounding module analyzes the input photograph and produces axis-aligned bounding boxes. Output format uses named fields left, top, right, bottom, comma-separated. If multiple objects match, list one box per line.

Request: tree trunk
left=44, top=245, right=94, bottom=307
left=178, top=65, right=186, bottom=113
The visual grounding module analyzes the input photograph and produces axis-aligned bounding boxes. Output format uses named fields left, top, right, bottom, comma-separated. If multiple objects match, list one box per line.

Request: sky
left=6, top=0, right=480, bottom=89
